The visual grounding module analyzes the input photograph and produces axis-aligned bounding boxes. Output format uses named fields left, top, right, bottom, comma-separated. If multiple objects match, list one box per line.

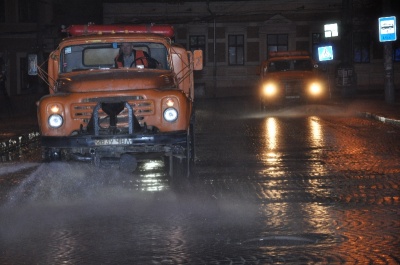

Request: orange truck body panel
left=37, top=89, right=191, bottom=136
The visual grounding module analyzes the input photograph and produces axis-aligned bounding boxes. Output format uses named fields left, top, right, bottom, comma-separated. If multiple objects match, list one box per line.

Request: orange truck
left=259, top=51, right=329, bottom=109
left=32, top=24, right=203, bottom=177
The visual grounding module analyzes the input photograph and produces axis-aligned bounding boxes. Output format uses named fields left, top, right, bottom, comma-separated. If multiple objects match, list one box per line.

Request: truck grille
left=70, top=96, right=154, bottom=127
left=283, top=80, right=303, bottom=96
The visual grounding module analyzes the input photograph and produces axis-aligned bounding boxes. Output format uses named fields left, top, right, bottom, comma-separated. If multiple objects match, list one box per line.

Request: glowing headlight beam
left=48, top=114, right=63, bottom=128
left=263, top=83, right=277, bottom=96
left=163, top=107, right=178, bottom=122
left=309, top=83, right=322, bottom=95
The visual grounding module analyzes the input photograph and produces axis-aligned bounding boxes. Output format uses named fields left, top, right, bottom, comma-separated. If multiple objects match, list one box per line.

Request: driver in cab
left=115, top=42, right=154, bottom=68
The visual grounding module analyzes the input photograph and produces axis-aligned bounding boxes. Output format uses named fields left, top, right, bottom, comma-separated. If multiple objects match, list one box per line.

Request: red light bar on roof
left=64, top=24, right=174, bottom=38
left=269, top=51, right=309, bottom=58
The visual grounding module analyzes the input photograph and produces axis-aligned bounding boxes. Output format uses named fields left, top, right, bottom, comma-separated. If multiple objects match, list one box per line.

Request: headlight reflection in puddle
left=137, top=160, right=169, bottom=192
left=260, top=117, right=283, bottom=178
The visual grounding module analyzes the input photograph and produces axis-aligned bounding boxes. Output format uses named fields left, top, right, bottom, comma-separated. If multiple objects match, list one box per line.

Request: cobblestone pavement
left=0, top=95, right=400, bottom=264
left=345, top=96, right=400, bottom=127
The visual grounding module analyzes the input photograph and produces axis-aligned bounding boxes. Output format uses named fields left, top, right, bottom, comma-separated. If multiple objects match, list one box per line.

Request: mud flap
left=119, top=153, right=138, bottom=173
left=93, top=153, right=138, bottom=173
left=168, top=125, right=193, bottom=179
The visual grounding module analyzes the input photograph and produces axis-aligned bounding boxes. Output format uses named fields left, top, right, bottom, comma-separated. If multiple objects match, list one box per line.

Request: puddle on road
left=242, top=103, right=350, bottom=120
left=0, top=161, right=397, bottom=264
left=0, top=161, right=180, bottom=248
left=0, top=161, right=264, bottom=265
left=1, top=161, right=171, bottom=207
left=240, top=234, right=335, bottom=246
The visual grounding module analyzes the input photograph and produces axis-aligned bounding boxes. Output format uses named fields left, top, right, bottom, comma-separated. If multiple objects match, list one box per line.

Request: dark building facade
left=104, top=0, right=400, bottom=97
left=0, top=0, right=399, bottom=100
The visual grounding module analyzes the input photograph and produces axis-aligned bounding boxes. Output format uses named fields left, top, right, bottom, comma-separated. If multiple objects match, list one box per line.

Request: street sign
left=318, top=46, right=333, bottom=61
left=324, top=23, right=338, bottom=38
left=379, top=16, right=397, bottom=42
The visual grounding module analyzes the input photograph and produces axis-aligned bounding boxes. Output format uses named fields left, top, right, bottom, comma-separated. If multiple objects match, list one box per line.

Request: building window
left=393, top=42, right=400, bottom=62
left=312, top=33, right=322, bottom=60
left=228, top=35, right=244, bottom=65
left=267, top=34, right=288, bottom=55
left=353, top=31, right=370, bottom=63
left=18, top=0, right=37, bottom=23
left=189, top=35, right=206, bottom=65
left=0, top=0, right=5, bottom=22
left=20, top=57, right=29, bottom=92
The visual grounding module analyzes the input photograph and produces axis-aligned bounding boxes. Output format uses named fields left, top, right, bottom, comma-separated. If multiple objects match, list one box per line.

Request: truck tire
left=42, top=147, right=62, bottom=162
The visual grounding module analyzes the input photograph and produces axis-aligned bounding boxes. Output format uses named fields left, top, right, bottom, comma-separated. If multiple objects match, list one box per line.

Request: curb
left=358, top=112, right=400, bottom=127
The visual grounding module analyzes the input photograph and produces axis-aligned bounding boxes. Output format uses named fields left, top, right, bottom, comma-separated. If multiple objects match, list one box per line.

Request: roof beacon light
left=64, top=24, right=174, bottom=38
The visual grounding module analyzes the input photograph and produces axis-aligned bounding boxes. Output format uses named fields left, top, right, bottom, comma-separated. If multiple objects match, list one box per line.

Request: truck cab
left=35, top=24, right=203, bottom=177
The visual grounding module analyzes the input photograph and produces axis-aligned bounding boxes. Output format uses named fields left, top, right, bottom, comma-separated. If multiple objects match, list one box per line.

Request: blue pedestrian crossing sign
left=379, top=16, right=396, bottom=42
left=318, top=46, right=333, bottom=61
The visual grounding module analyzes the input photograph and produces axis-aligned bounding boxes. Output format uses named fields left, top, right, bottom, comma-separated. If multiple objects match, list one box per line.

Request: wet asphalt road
left=0, top=97, right=399, bottom=264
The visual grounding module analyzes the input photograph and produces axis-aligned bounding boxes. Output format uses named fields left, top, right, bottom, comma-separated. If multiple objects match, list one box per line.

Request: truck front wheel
left=42, top=148, right=62, bottom=162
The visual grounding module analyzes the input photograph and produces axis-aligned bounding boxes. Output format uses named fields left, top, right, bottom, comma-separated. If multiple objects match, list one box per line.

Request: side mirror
left=28, top=54, right=38, bottom=75
left=259, top=61, right=268, bottom=76
left=193, top=50, right=203, bottom=71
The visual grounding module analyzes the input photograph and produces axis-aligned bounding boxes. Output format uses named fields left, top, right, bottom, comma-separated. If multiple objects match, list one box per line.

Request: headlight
left=163, top=107, right=178, bottom=122
left=309, top=83, right=323, bottom=95
left=263, top=83, right=277, bottom=96
left=48, top=114, right=63, bottom=128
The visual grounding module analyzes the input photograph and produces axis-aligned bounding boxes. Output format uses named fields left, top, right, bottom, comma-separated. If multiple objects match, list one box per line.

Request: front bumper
left=42, top=130, right=187, bottom=148
left=41, top=130, right=187, bottom=162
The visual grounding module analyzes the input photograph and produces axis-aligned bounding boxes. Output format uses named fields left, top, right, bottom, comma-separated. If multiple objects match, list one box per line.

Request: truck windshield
left=60, top=42, right=169, bottom=73
left=268, top=59, right=313, bottom=72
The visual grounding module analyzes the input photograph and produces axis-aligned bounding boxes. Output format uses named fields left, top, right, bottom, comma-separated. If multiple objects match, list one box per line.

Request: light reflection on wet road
left=0, top=97, right=399, bottom=264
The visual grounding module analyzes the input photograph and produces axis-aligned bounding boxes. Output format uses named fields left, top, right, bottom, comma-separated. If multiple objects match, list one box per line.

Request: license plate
left=94, top=138, right=133, bottom=146
left=286, top=95, right=300, bottom=99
